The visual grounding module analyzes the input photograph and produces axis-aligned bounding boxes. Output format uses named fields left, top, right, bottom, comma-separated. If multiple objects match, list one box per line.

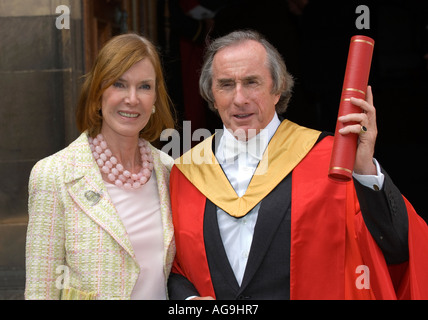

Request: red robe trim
left=170, top=167, right=214, bottom=297
left=170, top=136, right=428, bottom=299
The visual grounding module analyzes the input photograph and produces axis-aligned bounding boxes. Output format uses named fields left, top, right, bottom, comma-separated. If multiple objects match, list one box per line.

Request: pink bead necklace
left=89, top=133, right=154, bottom=190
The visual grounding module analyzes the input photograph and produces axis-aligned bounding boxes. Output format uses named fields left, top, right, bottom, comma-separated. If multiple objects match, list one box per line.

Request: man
left=168, top=30, right=428, bottom=299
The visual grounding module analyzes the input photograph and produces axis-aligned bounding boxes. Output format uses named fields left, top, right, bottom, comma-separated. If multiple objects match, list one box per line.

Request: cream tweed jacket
left=25, top=132, right=176, bottom=300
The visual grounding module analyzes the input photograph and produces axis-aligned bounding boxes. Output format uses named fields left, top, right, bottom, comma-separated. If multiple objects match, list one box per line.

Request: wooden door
left=83, top=0, right=126, bottom=71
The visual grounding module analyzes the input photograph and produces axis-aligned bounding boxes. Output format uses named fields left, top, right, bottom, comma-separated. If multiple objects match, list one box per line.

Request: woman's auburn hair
left=76, top=33, right=175, bottom=142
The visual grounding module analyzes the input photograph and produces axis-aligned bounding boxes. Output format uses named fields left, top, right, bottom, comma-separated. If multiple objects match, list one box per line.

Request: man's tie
left=222, top=133, right=267, bottom=163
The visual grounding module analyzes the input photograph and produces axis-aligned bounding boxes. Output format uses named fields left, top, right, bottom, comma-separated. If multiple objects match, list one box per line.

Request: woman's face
left=100, top=58, right=157, bottom=139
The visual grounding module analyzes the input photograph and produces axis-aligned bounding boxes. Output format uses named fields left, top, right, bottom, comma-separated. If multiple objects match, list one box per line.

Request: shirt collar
left=217, top=113, right=281, bottom=163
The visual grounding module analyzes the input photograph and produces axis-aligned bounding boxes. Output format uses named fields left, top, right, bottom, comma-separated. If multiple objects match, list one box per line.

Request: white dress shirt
left=214, top=113, right=384, bottom=286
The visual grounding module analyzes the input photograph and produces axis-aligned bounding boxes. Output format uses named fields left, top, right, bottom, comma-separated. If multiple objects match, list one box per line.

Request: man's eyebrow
left=216, top=78, right=234, bottom=85
left=216, top=77, right=233, bottom=82
left=216, top=75, right=261, bottom=84
left=243, top=75, right=261, bottom=81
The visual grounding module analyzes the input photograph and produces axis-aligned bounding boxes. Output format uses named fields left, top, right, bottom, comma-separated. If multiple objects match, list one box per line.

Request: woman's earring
left=152, top=105, right=156, bottom=114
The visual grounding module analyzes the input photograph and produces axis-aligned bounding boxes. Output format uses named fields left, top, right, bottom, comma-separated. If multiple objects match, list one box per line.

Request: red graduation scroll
left=328, top=35, right=374, bottom=181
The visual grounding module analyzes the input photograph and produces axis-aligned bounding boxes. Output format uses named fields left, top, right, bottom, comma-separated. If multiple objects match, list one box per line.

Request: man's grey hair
left=199, top=30, right=294, bottom=114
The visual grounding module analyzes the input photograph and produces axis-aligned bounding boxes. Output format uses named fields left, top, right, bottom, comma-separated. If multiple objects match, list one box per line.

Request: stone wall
left=0, top=0, right=84, bottom=299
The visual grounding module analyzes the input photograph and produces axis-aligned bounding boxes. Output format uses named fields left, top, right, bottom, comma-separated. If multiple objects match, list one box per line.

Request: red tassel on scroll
left=328, top=35, right=375, bottom=182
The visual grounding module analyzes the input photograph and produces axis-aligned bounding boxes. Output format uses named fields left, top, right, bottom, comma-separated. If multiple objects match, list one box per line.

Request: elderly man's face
left=211, top=40, right=280, bottom=139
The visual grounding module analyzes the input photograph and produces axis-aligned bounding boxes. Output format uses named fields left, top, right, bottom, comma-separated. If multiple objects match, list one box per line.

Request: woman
left=25, top=34, right=176, bottom=300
